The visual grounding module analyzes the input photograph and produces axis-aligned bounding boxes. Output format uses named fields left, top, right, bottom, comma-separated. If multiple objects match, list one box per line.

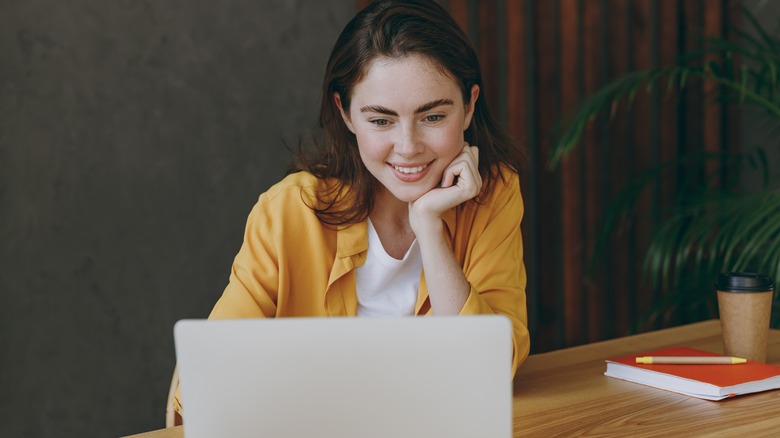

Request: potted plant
left=551, top=5, right=780, bottom=328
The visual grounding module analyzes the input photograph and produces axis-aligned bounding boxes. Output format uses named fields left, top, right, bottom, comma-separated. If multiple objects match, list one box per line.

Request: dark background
left=2, top=0, right=778, bottom=437
left=1, top=1, right=353, bottom=436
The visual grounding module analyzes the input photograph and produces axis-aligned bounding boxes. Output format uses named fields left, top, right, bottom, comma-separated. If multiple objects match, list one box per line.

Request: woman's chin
left=389, top=187, right=435, bottom=204
left=374, top=174, right=441, bottom=204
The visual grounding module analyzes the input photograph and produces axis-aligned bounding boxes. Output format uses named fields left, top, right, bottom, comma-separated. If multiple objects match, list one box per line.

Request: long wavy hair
left=289, top=0, right=524, bottom=226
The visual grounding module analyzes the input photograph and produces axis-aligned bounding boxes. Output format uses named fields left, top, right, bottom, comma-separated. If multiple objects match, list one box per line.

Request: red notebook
left=604, top=346, right=780, bottom=400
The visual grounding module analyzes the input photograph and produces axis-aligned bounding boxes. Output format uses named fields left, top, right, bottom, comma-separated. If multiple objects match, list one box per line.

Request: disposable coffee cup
left=716, top=272, right=774, bottom=362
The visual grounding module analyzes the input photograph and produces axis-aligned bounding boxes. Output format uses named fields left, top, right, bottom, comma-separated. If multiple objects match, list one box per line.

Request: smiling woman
left=172, top=0, right=530, bottom=424
left=336, top=55, right=479, bottom=207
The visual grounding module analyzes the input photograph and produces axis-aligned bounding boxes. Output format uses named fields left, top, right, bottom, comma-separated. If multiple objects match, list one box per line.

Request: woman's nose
left=395, top=125, right=423, bottom=157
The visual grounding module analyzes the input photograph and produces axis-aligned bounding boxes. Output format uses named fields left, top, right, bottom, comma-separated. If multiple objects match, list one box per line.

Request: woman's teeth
left=393, top=164, right=427, bottom=174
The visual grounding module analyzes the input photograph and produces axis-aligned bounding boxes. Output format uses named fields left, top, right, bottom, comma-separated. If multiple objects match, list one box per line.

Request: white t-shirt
left=356, top=219, right=422, bottom=317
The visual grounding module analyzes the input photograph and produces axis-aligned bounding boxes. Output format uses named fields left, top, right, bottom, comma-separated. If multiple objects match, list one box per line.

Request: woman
left=173, top=0, right=530, bottom=419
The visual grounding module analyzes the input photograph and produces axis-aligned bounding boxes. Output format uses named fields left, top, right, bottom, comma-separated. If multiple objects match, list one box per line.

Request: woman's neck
left=369, top=188, right=416, bottom=259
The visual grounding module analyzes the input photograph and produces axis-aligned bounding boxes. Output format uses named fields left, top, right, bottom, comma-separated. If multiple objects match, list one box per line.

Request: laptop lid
left=174, top=315, right=512, bottom=438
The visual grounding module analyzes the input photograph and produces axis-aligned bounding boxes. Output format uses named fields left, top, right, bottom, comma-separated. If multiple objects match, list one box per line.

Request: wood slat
left=703, top=0, right=723, bottom=183
left=630, top=0, right=656, bottom=331
left=533, top=0, right=563, bottom=350
left=559, top=0, right=585, bottom=346
left=682, top=0, right=704, bottom=182
left=606, top=0, right=633, bottom=339
left=654, top=0, right=681, bottom=327
left=506, top=0, right=540, bottom=340
left=448, top=0, right=470, bottom=36
left=724, top=1, right=741, bottom=180
left=478, top=0, right=501, bottom=118
left=582, top=0, right=605, bottom=342
left=506, top=0, right=531, bottom=148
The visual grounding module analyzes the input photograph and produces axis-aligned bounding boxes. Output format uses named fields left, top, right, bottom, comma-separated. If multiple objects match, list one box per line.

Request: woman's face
left=336, top=55, right=478, bottom=204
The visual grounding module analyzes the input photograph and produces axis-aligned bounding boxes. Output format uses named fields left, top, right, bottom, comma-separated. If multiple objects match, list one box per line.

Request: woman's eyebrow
left=360, top=105, right=397, bottom=116
left=414, top=98, right=453, bottom=114
left=359, top=99, right=454, bottom=116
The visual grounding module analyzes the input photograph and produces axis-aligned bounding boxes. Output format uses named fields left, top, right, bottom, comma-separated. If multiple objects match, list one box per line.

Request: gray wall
left=0, top=1, right=354, bottom=436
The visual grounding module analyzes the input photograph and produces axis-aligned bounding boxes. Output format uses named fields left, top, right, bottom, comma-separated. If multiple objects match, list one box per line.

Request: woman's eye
left=425, top=114, right=444, bottom=123
left=370, top=119, right=389, bottom=126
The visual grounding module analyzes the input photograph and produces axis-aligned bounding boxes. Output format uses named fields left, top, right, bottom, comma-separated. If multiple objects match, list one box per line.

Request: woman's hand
left=409, top=143, right=482, bottom=234
left=407, top=143, right=481, bottom=315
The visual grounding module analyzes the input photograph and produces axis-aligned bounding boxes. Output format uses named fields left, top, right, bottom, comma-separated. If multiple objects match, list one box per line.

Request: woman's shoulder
left=258, top=171, right=324, bottom=206
left=483, top=164, right=521, bottom=202
left=496, top=164, right=520, bottom=185
left=246, top=171, right=334, bottom=231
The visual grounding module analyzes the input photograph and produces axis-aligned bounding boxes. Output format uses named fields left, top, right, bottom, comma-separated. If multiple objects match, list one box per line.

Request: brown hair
left=289, top=0, right=524, bottom=226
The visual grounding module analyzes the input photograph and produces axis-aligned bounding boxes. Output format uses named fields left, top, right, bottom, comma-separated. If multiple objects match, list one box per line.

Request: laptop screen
left=174, top=315, right=512, bottom=438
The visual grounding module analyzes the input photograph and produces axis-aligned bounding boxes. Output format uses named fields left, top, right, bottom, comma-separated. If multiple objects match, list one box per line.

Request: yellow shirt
left=174, top=169, right=530, bottom=416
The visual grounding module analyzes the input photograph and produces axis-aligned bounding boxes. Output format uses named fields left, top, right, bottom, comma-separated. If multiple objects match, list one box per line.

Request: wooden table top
left=514, top=320, right=780, bottom=436
left=124, top=320, right=780, bottom=437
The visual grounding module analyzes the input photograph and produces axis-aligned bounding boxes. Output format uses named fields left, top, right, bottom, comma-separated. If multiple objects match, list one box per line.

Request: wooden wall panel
left=478, top=0, right=500, bottom=118
left=582, top=0, right=606, bottom=342
left=559, top=0, right=585, bottom=346
left=533, top=0, right=563, bottom=350
left=354, top=0, right=738, bottom=353
left=607, top=0, right=634, bottom=340
left=448, top=0, right=470, bottom=37
left=631, top=0, right=656, bottom=330
left=704, top=1, right=723, bottom=181
left=505, top=0, right=539, bottom=339
left=655, top=0, right=681, bottom=327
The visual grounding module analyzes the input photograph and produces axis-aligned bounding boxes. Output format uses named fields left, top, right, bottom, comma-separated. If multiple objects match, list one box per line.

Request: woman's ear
left=463, top=84, right=480, bottom=131
left=334, top=92, right=355, bottom=134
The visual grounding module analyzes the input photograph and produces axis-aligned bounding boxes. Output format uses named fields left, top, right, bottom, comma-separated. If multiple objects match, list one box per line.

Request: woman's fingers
left=441, top=144, right=481, bottom=196
left=409, top=144, right=482, bottom=233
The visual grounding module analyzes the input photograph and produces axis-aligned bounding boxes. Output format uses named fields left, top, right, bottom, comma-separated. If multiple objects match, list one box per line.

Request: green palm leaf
left=551, top=5, right=780, bottom=329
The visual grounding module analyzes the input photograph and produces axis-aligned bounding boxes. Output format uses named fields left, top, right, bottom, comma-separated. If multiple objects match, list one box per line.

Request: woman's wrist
left=409, top=213, right=446, bottom=245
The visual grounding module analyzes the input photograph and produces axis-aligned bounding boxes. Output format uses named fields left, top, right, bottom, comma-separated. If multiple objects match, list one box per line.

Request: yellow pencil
left=635, top=356, right=747, bottom=365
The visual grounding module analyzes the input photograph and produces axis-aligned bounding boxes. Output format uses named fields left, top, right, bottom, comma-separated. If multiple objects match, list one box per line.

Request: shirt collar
left=336, top=220, right=368, bottom=259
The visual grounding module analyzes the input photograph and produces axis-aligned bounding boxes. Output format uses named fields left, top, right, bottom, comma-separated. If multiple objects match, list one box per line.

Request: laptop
left=173, top=315, right=512, bottom=438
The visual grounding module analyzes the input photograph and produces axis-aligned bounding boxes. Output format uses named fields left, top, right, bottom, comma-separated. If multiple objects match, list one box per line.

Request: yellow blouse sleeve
left=209, top=194, right=280, bottom=320
left=458, top=172, right=530, bottom=375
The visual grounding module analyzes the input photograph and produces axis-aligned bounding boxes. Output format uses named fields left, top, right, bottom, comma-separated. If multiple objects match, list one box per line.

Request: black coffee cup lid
left=716, top=272, right=774, bottom=292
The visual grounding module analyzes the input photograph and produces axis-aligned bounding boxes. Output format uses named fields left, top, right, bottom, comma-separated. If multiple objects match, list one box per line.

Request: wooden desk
left=125, top=320, right=780, bottom=437
left=515, top=320, right=780, bottom=436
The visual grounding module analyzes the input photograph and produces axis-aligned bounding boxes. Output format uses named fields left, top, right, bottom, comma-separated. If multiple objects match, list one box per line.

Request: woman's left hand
left=409, top=143, right=482, bottom=233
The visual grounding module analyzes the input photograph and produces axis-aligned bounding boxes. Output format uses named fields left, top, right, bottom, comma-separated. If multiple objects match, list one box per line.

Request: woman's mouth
left=393, top=164, right=428, bottom=174
left=388, top=161, right=433, bottom=182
